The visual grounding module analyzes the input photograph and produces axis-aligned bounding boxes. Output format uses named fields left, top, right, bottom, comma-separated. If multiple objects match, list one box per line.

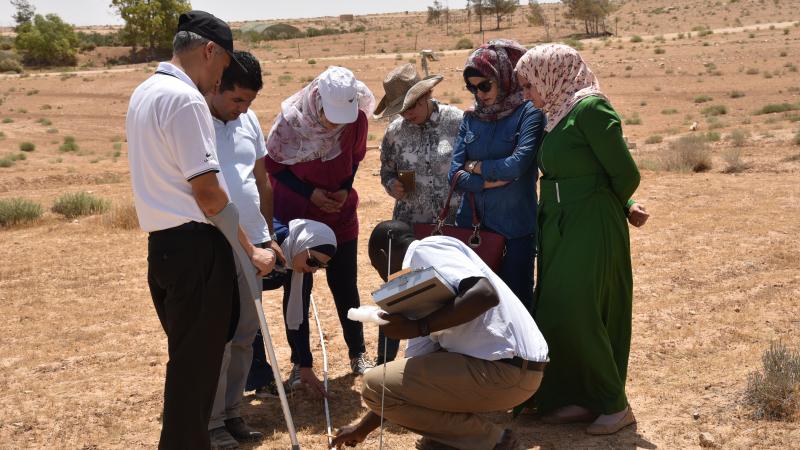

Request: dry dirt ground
left=1, top=0, right=800, bottom=448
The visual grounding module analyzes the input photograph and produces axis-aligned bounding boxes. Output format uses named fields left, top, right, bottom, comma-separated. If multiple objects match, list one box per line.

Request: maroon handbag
left=413, top=170, right=506, bottom=271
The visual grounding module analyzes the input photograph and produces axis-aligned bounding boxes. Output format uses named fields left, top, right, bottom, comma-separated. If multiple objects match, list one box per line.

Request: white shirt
left=126, top=62, right=228, bottom=232
left=214, top=109, right=270, bottom=245
left=403, top=236, right=549, bottom=363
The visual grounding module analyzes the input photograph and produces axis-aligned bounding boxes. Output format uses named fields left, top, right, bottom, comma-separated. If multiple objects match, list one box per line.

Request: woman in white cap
left=374, top=63, right=464, bottom=363
left=265, top=66, right=376, bottom=377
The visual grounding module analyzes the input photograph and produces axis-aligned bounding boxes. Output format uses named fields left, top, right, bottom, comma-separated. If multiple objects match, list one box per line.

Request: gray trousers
left=209, top=256, right=260, bottom=430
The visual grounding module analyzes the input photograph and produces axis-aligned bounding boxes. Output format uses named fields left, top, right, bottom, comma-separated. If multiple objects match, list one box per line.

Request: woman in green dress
left=515, top=44, right=647, bottom=435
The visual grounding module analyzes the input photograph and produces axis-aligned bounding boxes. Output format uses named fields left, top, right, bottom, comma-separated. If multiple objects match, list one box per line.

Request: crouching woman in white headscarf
left=251, top=218, right=337, bottom=398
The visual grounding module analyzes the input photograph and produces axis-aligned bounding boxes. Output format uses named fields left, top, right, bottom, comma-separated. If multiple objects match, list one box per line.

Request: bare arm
left=190, top=172, right=275, bottom=275
left=254, top=157, right=274, bottom=235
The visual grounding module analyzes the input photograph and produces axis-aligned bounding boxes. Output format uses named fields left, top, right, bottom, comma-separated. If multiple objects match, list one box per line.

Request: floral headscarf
left=463, top=39, right=527, bottom=122
left=515, top=44, right=607, bottom=132
left=266, top=71, right=375, bottom=165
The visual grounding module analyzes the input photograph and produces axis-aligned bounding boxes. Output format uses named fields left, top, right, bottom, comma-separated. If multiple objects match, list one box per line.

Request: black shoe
left=254, top=380, right=279, bottom=399
left=224, top=417, right=263, bottom=443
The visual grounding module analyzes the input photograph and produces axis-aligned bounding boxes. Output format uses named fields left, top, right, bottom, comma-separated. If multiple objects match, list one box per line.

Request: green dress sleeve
left=577, top=98, right=641, bottom=206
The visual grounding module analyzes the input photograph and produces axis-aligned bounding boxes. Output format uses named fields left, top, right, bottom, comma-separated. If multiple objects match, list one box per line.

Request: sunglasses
left=465, top=79, right=493, bottom=94
left=306, top=248, right=329, bottom=269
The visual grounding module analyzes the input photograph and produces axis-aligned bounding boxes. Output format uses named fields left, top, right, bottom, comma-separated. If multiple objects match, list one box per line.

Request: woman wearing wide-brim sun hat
left=374, top=63, right=464, bottom=364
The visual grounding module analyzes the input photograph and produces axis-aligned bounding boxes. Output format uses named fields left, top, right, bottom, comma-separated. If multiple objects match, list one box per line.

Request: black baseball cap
left=177, top=10, right=246, bottom=72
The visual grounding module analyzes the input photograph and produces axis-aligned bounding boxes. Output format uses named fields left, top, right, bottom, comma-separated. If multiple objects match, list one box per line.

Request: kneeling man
left=332, top=221, right=549, bottom=450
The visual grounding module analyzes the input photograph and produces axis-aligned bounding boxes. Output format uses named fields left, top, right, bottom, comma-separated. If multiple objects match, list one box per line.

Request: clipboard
left=371, top=266, right=455, bottom=320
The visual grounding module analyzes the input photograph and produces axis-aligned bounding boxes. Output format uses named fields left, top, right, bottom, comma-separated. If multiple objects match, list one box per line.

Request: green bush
left=0, top=131, right=5, bottom=140
left=624, top=113, right=642, bottom=125
left=59, top=135, right=79, bottom=152
left=0, top=157, right=13, bottom=167
left=722, top=147, right=751, bottom=173
left=454, top=38, right=473, bottom=50
left=661, top=108, right=678, bottom=115
left=562, top=38, right=584, bottom=51
left=0, top=50, right=23, bottom=73
left=51, top=191, right=110, bottom=219
left=630, top=35, right=643, bottom=43
left=704, top=131, right=721, bottom=142
left=654, top=47, right=665, bottom=54
left=729, top=90, right=746, bottom=98
left=694, top=95, right=713, bottom=103
left=19, top=142, right=35, bottom=152
left=754, top=103, right=800, bottom=115
left=36, top=118, right=52, bottom=126
left=0, top=198, right=43, bottom=227
left=14, top=14, right=79, bottom=66
left=744, top=342, right=800, bottom=420
left=702, top=105, right=727, bottom=116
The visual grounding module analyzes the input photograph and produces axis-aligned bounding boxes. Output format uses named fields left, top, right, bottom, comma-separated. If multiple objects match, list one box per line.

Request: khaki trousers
left=362, top=351, right=542, bottom=450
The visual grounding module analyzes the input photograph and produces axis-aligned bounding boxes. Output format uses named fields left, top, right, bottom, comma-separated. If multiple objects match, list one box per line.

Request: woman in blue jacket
left=449, top=39, right=545, bottom=308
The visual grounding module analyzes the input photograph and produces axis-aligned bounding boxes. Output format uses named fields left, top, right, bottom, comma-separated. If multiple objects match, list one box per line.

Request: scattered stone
left=734, top=306, right=741, bottom=312
left=699, top=432, right=717, bottom=448
left=692, top=412, right=701, bottom=420
left=690, top=121, right=699, bottom=131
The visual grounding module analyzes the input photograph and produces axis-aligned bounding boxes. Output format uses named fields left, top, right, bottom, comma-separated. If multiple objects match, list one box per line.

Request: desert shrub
left=794, top=129, right=800, bottom=145
left=0, top=50, right=23, bottom=73
left=654, top=47, right=665, bottom=54
left=307, top=59, right=316, bottom=65
left=47, top=127, right=58, bottom=134
left=704, top=131, right=721, bottom=142
left=51, top=191, right=110, bottom=219
left=694, top=95, right=713, bottom=103
left=624, top=113, right=641, bottom=125
left=743, top=342, right=800, bottom=420
left=702, top=105, right=727, bottom=116
left=729, top=90, right=746, bottom=98
left=36, top=118, right=52, bottom=126
left=59, top=135, right=79, bottom=152
left=19, top=142, right=35, bottom=152
left=722, top=147, right=752, bottom=173
left=755, top=103, right=800, bottom=115
left=645, top=135, right=663, bottom=144
left=661, top=108, right=678, bottom=115
left=562, top=38, right=584, bottom=51
left=2, top=118, right=13, bottom=124
left=455, top=38, right=473, bottom=50
left=728, top=129, right=750, bottom=147
left=745, top=68, right=759, bottom=75
left=0, top=157, right=14, bottom=167
left=663, top=135, right=712, bottom=172
left=0, top=131, right=5, bottom=139
left=103, top=202, right=139, bottom=230
left=0, top=198, right=43, bottom=227
left=630, top=35, right=643, bottom=42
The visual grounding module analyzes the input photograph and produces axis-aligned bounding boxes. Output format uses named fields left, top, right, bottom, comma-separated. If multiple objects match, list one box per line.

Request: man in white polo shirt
left=204, top=50, right=283, bottom=448
left=332, top=220, right=549, bottom=450
left=126, top=11, right=275, bottom=450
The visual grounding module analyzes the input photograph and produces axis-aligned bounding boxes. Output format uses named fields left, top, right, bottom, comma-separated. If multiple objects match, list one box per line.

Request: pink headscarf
left=266, top=74, right=375, bottom=165
left=515, top=44, right=607, bottom=132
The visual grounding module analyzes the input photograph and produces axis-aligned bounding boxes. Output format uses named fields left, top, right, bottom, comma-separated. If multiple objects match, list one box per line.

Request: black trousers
left=147, top=225, right=238, bottom=450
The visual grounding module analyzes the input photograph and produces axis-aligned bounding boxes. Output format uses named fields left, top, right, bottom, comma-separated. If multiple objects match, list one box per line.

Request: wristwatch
left=466, top=160, right=478, bottom=173
left=417, top=318, right=431, bottom=337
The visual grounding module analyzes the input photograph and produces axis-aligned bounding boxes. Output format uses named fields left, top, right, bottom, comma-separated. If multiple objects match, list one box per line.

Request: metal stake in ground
left=309, top=294, right=333, bottom=449
left=209, top=203, right=301, bottom=450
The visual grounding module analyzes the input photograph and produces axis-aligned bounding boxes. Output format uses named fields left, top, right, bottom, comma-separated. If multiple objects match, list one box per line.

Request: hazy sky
left=0, top=0, right=531, bottom=27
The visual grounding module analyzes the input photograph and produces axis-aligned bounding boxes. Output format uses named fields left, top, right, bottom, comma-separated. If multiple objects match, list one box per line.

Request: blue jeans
left=498, top=233, right=536, bottom=310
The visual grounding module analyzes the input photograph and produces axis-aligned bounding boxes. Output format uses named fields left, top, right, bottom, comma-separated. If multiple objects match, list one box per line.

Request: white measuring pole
left=209, top=204, right=300, bottom=449
left=309, top=294, right=333, bottom=449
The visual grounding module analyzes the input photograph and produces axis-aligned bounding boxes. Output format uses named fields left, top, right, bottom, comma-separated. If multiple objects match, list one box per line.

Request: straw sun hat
left=373, top=63, right=443, bottom=119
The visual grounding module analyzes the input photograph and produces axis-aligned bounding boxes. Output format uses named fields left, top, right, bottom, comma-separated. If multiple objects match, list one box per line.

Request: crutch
left=309, top=294, right=333, bottom=448
left=209, top=203, right=301, bottom=450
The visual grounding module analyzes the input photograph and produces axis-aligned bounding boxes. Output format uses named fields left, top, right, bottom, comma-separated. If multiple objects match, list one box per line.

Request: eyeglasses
left=465, top=79, right=493, bottom=94
left=306, top=248, right=329, bottom=269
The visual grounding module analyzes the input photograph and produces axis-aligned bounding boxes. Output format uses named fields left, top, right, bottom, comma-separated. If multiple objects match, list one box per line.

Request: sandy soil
left=1, top=0, right=799, bottom=448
